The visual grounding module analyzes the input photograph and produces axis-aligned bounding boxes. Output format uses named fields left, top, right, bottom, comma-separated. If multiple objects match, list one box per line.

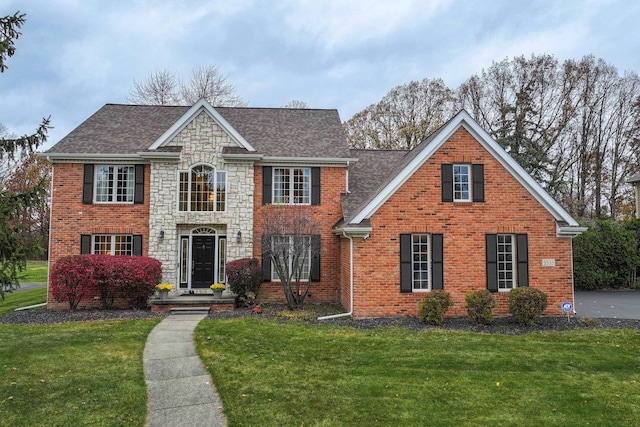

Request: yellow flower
left=156, top=283, right=173, bottom=292
left=210, top=283, right=226, bottom=291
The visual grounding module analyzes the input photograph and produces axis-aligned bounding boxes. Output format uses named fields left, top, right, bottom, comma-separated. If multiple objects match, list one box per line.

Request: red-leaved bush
left=50, top=254, right=163, bottom=310
left=116, top=256, right=162, bottom=309
left=226, top=258, right=262, bottom=298
left=50, top=255, right=96, bottom=310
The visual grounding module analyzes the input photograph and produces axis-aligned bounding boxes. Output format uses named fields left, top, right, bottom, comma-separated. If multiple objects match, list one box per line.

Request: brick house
left=43, top=100, right=585, bottom=317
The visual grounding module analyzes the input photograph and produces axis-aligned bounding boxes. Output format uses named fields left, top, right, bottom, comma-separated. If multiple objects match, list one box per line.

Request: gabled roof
left=341, top=110, right=582, bottom=230
left=45, top=100, right=353, bottom=161
left=627, top=172, right=640, bottom=183
left=149, top=99, right=255, bottom=151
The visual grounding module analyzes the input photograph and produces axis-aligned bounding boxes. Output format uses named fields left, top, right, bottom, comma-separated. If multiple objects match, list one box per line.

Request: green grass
left=195, top=318, right=640, bottom=426
left=0, top=318, right=161, bottom=426
left=0, top=288, right=47, bottom=315
left=17, top=260, right=48, bottom=284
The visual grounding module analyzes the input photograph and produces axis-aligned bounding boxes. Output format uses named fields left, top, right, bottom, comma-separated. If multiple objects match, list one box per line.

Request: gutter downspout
left=318, top=232, right=353, bottom=320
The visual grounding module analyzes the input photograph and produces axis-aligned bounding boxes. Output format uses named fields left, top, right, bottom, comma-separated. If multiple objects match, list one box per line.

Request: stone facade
left=148, top=111, right=255, bottom=287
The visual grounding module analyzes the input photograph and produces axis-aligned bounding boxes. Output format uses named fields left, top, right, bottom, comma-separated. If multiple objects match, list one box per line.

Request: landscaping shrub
left=89, top=255, right=118, bottom=309
left=50, top=255, right=162, bottom=310
left=573, top=219, right=640, bottom=290
left=50, top=255, right=96, bottom=310
left=465, top=289, right=496, bottom=325
left=226, top=258, right=262, bottom=299
left=507, top=287, right=548, bottom=325
left=115, top=256, right=162, bottom=309
left=418, top=290, right=453, bottom=325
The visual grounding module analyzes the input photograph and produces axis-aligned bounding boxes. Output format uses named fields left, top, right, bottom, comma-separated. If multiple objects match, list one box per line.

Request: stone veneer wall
left=148, top=111, right=254, bottom=286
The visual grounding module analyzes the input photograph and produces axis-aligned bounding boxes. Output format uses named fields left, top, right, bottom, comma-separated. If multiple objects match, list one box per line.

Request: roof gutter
left=556, top=225, right=588, bottom=238
left=38, top=152, right=144, bottom=162
left=260, top=156, right=358, bottom=166
left=318, top=231, right=354, bottom=321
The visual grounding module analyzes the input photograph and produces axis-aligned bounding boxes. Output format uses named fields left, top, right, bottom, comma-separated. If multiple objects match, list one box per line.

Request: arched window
left=178, top=164, right=226, bottom=212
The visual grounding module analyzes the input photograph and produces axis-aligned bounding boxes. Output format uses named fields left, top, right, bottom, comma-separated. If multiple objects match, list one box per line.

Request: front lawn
left=17, top=260, right=49, bottom=284
left=0, top=288, right=47, bottom=315
left=195, top=318, right=640, bottom=426
left=0, top=319, right=161, bottom=425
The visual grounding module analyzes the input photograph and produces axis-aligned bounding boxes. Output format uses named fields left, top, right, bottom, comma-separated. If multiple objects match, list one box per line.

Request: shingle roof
left=46, top=104, right=188, bottom=155
left=341, top=149, right=408, bottom=221
left=340, top=125, right=444, bottom=224
left=46, top=104, right=351, bottom=159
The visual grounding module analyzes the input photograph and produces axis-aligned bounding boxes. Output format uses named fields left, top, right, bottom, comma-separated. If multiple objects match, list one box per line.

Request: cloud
left=280, top=0, right=451, bottom=49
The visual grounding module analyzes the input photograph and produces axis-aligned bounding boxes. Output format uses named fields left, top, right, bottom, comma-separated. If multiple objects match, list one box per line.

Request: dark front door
left=192, top=236, right=215, bottom=288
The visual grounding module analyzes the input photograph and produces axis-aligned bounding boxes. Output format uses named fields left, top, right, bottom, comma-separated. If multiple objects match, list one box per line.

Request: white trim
left=40, top=153, right=142, bottom=163
left=259, top=156, right=357, bottom=166
left=148, top=99, right=256, bottom=152
left=453, top=164, right=471, bottom=202
left=350, top=110, right=580, bottom=228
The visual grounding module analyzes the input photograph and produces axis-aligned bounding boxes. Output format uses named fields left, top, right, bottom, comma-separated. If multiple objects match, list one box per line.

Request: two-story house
left=43, top=99, right=584, bottom=317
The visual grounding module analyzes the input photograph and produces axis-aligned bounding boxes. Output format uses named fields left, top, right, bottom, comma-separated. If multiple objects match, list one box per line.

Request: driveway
left=13, top=283, right=47, bottom=293
left=575, top=291, right=640, bottom=319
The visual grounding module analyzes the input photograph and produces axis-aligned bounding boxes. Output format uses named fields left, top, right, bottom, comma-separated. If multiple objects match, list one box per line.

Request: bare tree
left=179, top=65, right=247, bottom=106
left=259, top=205, right=320, bottom=310
left=128, top=69, right=178, bottom=105
left=283, top=100, right=309, bottom=109
left=128, top=65, right=247, bottom=107
left=344, top=77, right=455, bottom=149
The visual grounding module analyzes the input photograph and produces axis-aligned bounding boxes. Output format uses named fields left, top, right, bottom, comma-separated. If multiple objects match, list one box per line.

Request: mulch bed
left=3, top=304, right=639, bottom=335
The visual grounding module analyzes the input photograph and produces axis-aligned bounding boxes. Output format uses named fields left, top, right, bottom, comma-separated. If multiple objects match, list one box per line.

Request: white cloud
left=281, top=0, right=451, bottom=49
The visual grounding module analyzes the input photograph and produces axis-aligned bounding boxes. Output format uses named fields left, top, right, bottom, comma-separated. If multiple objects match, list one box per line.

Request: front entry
left=191, top=236, right=215, bottom=288
left=179, top=228, right=227, bottom=290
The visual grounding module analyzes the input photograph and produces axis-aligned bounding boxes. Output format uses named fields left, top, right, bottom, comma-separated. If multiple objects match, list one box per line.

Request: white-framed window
left=497, top=234, right=516, bottom=290
left=93, top=235, right=133, bottom=255
left=273, top=167, right=310, bottom=204
left=178, top=164, right=226, bottom=212
left=453, top=164, right=471, bottom=202
left=95, top=165, right=135, bottom=203
left=412, top=234, right=431, bottom=291
left=271, top=235, right=311, bottom=281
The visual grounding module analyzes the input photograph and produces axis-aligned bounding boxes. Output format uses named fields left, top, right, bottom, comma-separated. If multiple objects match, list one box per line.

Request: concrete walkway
left=144, top=312, right=227, bottom=427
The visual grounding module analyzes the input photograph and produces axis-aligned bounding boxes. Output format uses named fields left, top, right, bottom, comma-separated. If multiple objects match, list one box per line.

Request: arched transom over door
left=179, top=227, right=227, bottom=289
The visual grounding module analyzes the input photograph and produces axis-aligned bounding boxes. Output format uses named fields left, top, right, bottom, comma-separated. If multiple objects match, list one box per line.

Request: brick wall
left=253, top=165, right=344, bottom=305
left=350, top=126, right=575, bottom=318
left=47, top=163, right=150, bottom=309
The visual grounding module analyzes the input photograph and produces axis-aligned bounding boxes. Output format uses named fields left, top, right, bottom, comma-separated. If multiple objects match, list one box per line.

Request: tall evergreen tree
left=0, top=11, right=50, bottom=299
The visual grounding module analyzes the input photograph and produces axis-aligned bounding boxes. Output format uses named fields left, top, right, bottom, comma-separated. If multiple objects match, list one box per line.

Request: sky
left=2, top=0, right=640, bottom=150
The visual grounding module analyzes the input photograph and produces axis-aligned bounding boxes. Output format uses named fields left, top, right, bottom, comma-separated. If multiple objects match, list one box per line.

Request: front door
left=191, top=236, right=215, bottom=288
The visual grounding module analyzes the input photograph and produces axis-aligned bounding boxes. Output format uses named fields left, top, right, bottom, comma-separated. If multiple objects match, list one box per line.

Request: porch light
left=158, top=230, right=165, bottom=240
left=237, top=231, right=242, bottom=243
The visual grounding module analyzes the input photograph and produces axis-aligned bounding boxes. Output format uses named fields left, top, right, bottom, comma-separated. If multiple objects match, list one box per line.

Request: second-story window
left=273, top=167, right=310, bottom=204
left=95, top=165, right=135, bottom=203
left=178, top=164, right=226, bottom=212
left=453, top=164, right=471, bottom=202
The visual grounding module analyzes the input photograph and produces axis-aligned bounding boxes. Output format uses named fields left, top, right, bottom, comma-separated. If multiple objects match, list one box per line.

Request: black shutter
left=516, top=234, right=529, bottom=287
left=133, top=235, right=143, bottom=256
left=486, top=234, right=498, bottom=292
left=400, top=234, right=412, bottom=293
left=472, top=164, right=484, bottom=202
left=431, top=234, right=444, bottom=290
left=262, top=166, right=272, bottom=205
left=311, top=167, right=321, bottom=206
left=261, top=237, right=271, bottom=281
left=134, top=164, right=144, bottom=204
left=80, top=235, right=91, bottom=254
left=310, top=234, right=321, bottom=281
left=441, top=164, right=453, bottom=202
left=82, top=164, right=94, bottom=204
